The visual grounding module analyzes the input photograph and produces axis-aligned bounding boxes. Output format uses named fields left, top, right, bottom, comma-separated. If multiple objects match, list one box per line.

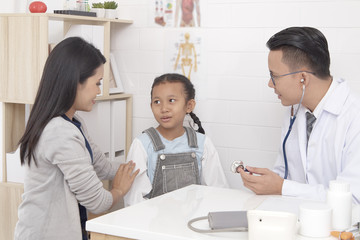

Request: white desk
left=86, top=185, right=336, bottom=240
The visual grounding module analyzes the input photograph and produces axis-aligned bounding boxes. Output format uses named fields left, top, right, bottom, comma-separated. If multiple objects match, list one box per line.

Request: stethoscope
left=282, top=79, right=305, bottom=179
left=231, top=79, right=305, bottom=179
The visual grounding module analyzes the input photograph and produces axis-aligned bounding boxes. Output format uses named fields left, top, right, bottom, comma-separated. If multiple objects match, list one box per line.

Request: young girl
left=124, top=73, right=228, bottom=206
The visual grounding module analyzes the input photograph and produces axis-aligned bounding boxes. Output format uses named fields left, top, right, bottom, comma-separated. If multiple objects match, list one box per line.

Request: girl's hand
left=111, top=161, right=139, bottom=206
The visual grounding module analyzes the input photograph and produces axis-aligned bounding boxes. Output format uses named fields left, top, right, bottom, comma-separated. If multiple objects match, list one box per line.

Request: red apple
left=29, top=1, right=47, bottom=13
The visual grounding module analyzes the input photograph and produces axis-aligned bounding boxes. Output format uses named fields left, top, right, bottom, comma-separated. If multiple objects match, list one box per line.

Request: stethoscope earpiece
left=301, top=79, right=305, bottom=90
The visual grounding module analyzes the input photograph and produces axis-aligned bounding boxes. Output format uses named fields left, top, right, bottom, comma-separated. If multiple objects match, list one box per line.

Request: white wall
left=111, top=0, right=360, bottom=189
left=2, top=0, right=360, bottom=189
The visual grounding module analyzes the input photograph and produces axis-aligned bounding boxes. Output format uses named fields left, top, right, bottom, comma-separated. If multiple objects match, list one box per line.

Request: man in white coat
left=239, top=27, right=360, bottom=204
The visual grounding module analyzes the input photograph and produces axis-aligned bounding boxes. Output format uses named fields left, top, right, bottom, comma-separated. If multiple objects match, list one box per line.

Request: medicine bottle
left=326, top=180, right=352, bottom=231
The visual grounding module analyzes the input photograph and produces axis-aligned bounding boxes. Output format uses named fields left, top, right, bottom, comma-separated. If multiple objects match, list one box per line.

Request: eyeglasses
left=270, top=70, right=316, bottom=86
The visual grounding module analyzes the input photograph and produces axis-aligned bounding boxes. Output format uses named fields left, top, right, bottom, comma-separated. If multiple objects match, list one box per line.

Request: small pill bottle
left=326, top=180, right=352, bottom=231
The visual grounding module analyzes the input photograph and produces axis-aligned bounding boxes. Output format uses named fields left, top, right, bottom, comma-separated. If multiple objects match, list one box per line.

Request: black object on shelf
left=54, top=10, right=96, bottom=17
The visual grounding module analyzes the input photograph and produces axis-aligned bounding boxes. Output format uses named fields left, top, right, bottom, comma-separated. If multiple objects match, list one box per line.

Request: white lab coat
left=273, top=77, right=360, bottom=204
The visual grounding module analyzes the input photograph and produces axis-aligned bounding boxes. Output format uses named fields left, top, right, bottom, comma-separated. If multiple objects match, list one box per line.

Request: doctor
left=239, top=27, right=360, bottom=204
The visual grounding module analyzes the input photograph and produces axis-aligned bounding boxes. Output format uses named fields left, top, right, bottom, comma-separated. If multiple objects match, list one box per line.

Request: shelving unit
left=0, top=13, right=133, bottom=240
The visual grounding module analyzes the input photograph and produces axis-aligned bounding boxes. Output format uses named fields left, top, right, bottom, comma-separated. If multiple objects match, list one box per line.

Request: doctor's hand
left=238, top=166, right=284, bottom=195
left=111, top=161, right=139, bottom=207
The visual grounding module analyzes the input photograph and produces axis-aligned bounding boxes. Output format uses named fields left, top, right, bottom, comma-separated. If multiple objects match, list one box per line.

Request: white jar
left=299, top=202, right=332, bottom=238
left=326, top=180, right=352, bottom=231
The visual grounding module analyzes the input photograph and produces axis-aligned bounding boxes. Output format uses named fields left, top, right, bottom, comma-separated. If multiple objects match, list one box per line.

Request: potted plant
left=91, top=2, right=105, bottom=18
left=104, top=1, right=118, bottom=19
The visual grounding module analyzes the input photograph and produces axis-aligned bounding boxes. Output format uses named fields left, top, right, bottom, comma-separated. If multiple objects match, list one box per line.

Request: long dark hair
left=19, top=37, right=106, bottom=166
left=151, top=73, right=205, bottom=134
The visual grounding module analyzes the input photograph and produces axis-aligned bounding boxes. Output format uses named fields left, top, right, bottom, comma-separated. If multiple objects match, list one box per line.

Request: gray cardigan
left=15, top=114, right=120, bottom=240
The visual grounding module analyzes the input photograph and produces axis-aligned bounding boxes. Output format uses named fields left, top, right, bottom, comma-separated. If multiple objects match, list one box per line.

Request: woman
left=14, top=37, right=139, bottom=240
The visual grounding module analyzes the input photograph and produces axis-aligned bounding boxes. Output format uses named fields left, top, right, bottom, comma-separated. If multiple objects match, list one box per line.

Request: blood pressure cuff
left=188, top=211, right=248, bottom=233
left=208, top=211, right=248, bottom=229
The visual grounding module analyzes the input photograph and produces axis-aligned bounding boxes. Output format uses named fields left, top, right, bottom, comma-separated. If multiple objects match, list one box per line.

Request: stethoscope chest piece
left=231, top=161, right=246, bottom=173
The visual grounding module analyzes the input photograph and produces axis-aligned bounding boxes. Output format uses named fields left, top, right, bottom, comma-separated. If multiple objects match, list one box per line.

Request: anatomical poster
left=165, top=30, right=207, bottom=99
left=154, top=0, right=201, bottom=28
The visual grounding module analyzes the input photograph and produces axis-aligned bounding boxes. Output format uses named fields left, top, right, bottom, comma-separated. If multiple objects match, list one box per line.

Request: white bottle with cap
left=326, top=180, right=352, bottom=231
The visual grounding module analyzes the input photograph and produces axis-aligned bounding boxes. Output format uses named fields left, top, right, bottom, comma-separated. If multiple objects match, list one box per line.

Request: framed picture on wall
left=109, top=53, right=125, bottom=94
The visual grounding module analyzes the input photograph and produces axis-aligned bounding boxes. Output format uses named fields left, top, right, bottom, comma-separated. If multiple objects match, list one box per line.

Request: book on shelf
left=54, top=10, right=96, bottom=17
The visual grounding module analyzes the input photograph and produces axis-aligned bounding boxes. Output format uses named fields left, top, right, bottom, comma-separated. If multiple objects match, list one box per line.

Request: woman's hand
left=111, top=161, right=139, bottom=206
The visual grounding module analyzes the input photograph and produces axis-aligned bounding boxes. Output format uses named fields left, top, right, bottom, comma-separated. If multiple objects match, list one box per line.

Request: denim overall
left=144, top=127, right=200, bottom=199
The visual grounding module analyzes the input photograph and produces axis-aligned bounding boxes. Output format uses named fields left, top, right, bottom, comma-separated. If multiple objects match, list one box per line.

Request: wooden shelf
left=0, top=13, right=133, bottom=24
left=0, top=13, right=132, bottom=104
left=0, top=13, right=133, bottom=240
left=96, top=93, right=131, bottom=101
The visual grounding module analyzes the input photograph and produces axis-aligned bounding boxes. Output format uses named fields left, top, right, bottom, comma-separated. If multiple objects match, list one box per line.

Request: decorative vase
left=27, top=1, right=47, bottom=13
